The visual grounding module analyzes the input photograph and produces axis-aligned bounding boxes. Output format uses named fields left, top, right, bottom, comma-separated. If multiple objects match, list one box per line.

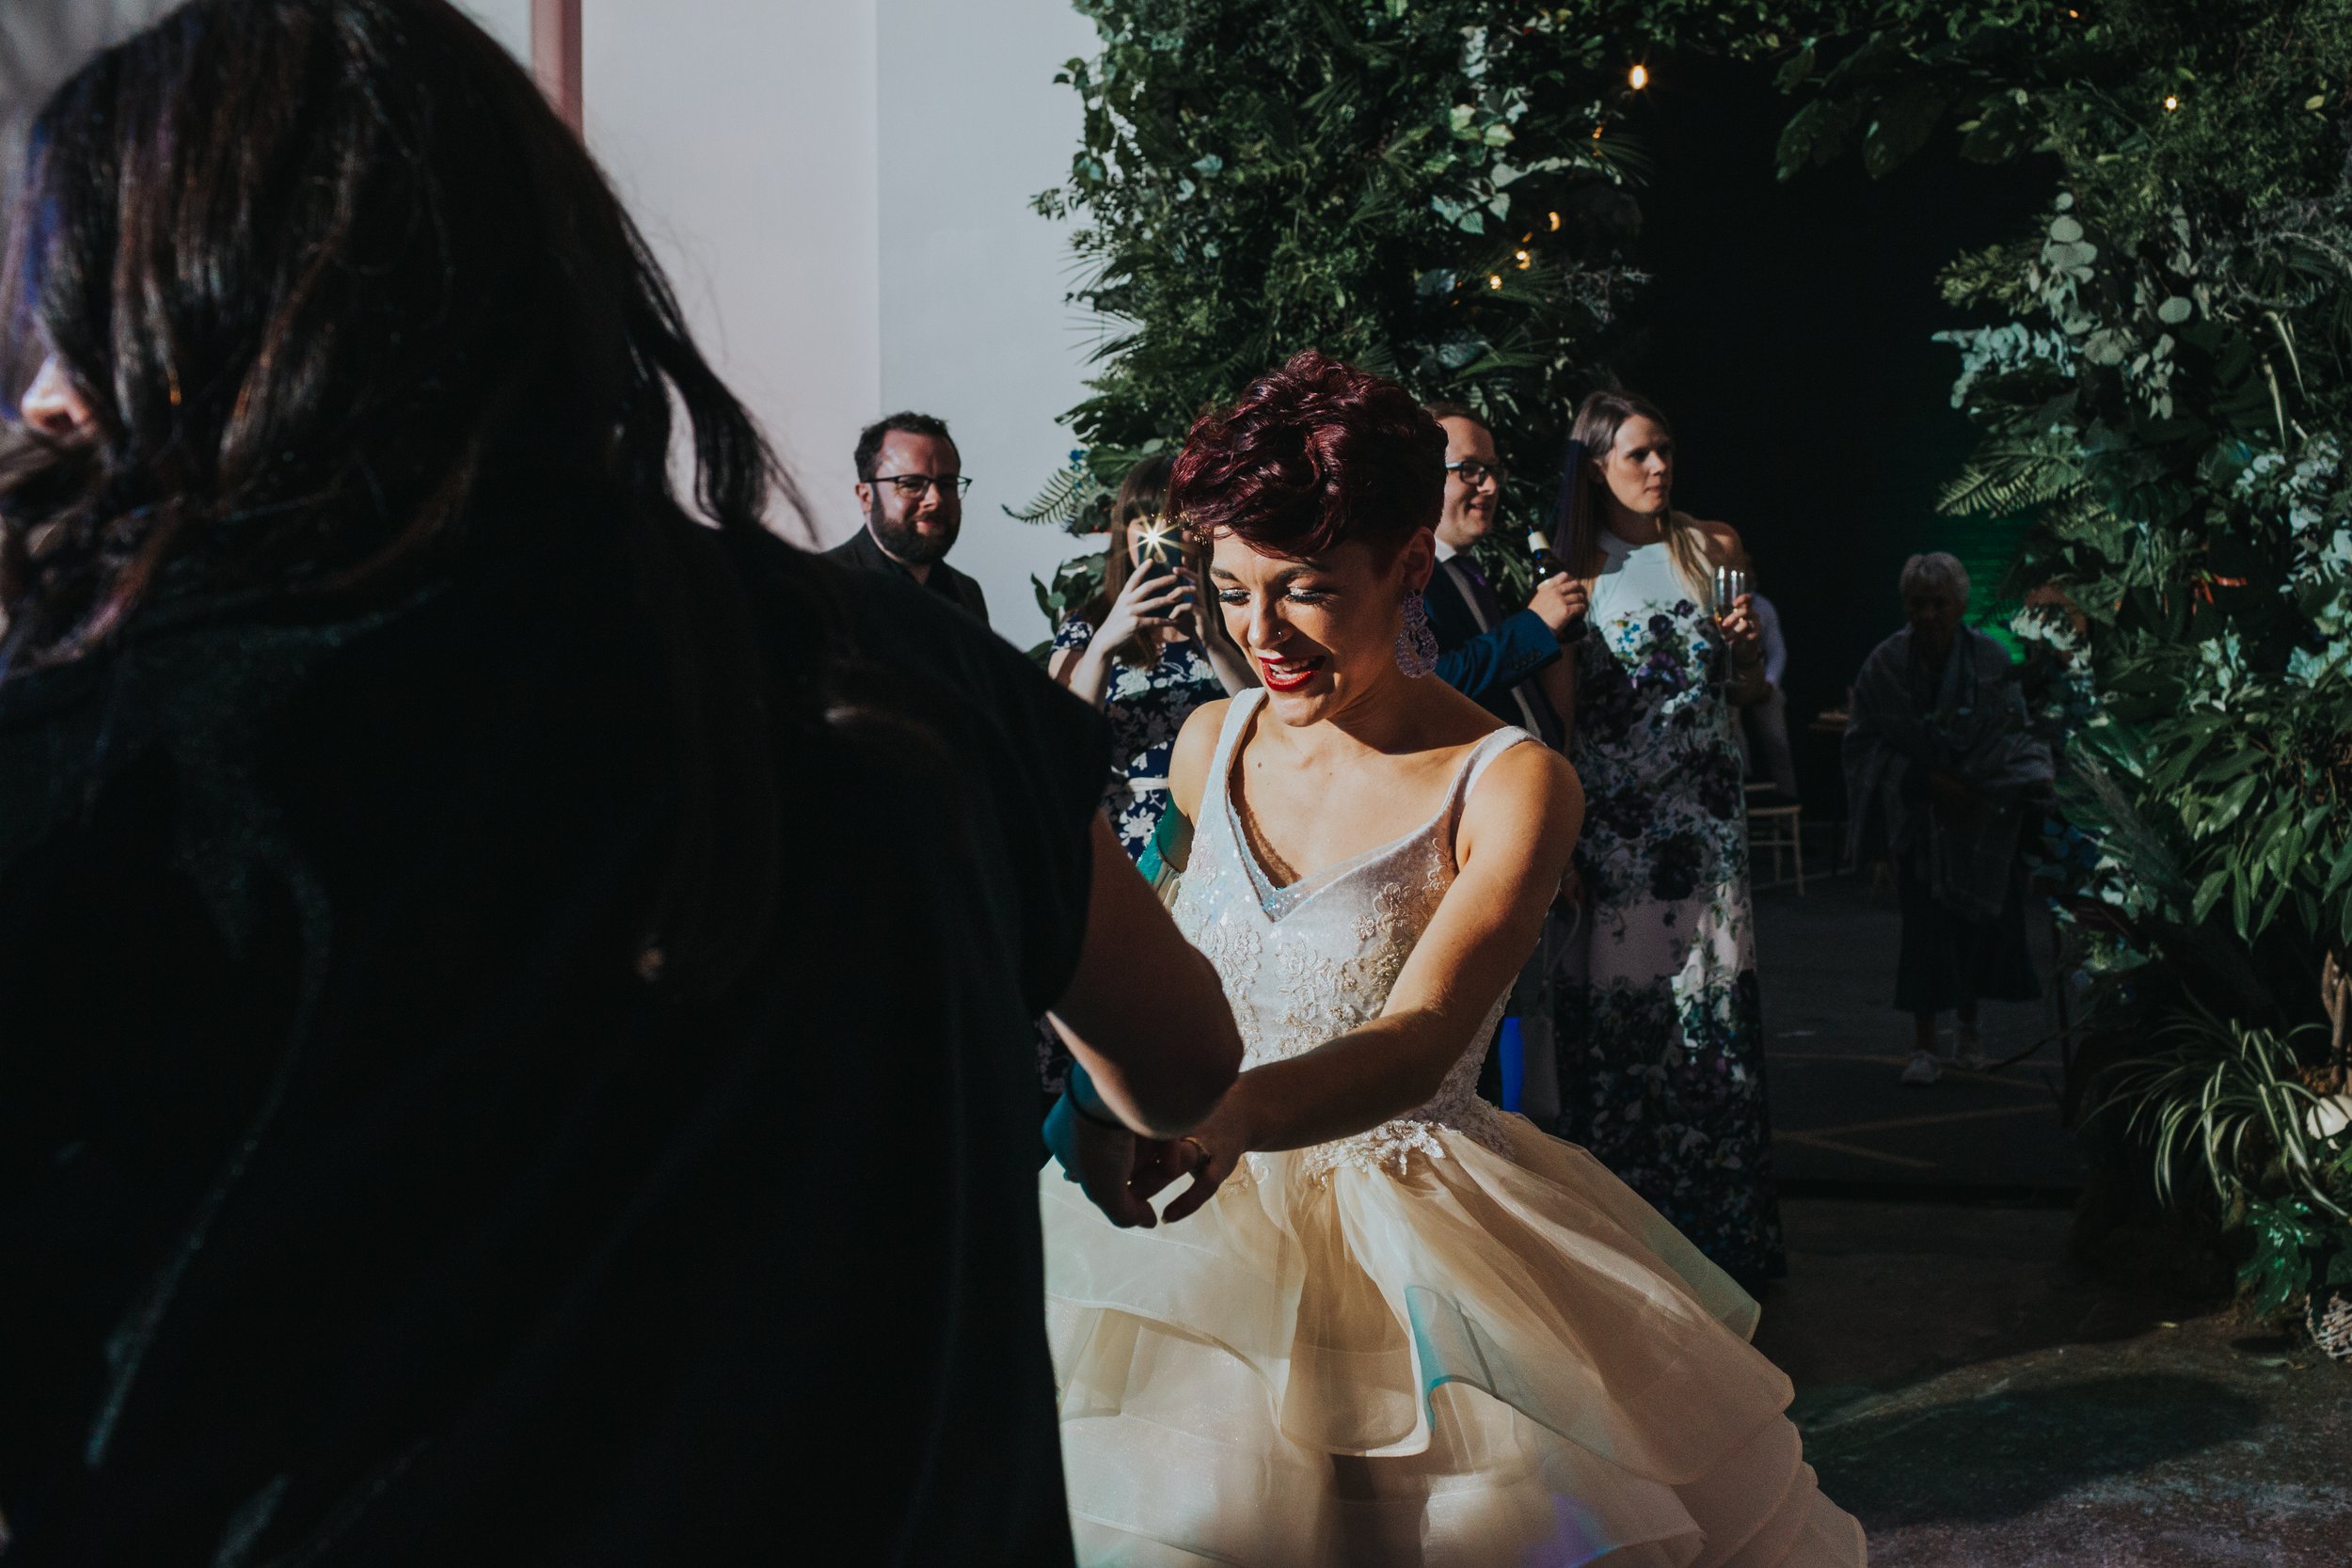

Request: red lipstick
left=1259, top=655, right=1327, bottom=692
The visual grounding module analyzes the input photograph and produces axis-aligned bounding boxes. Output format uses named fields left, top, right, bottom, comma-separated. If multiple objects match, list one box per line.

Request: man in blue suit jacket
left=1422, top=403, right=1583, bottom=749
left=1423, top=404, right=1583, bottom=1119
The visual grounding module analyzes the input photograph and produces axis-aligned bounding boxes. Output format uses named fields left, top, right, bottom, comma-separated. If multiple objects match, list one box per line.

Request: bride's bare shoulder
left=1169, top=698, right=1234, bottom=820
left=1459, top=737, right=1584, bottom=863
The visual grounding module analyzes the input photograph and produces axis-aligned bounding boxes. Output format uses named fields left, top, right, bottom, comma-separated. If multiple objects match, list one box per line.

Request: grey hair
left=1899, top=551, right=1972, bottom=606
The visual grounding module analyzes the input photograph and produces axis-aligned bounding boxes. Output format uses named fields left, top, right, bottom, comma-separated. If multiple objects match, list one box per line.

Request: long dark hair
left=0, top=0, right=828, bottom=996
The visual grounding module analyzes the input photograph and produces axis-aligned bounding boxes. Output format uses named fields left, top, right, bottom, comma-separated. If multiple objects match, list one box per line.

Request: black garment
left=1422, top=557, right=1562, bottom=746
left=1893, top=843, right=2042, bottom=1014
left=0, top=515, right=1102, bottom=1565
left=825, top=522, right=991, bottom=626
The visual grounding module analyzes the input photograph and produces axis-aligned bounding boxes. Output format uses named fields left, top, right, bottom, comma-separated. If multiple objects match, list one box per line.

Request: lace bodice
left=1171, top=689, right=1534, bottom=1179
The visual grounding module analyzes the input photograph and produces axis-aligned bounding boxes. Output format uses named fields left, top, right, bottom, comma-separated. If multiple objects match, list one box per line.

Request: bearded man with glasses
left=828, top=410, right=991, bottom=625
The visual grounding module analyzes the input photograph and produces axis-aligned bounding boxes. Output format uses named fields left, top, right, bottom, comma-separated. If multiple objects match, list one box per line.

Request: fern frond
left=1004, top=463, right=1099, bottom=529
left=1938, top=436, right=2089, bottom=515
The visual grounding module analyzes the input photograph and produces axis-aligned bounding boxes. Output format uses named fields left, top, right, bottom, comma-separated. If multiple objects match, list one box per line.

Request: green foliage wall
left=1016, top=0, right=1778, bottom=616
left=1834, top=0, right=2352, bottom=1321
left=1034, top=0, right=2352, bottom=1323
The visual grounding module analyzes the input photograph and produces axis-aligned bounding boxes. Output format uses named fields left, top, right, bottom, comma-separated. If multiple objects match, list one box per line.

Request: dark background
left=1597, top=53, right=2053, bottom=814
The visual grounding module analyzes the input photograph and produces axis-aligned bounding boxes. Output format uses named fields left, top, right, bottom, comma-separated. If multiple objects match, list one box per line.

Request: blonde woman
left=1551, top=389, right=1786, bottom=1286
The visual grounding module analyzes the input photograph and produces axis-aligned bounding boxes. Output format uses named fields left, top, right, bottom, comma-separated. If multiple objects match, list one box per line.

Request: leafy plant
left=1034, top=0, right=2352, bottom=1323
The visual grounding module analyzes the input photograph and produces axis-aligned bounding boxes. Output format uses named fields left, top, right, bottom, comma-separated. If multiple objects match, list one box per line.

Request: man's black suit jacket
left=824, top=525, right=991, bottom=626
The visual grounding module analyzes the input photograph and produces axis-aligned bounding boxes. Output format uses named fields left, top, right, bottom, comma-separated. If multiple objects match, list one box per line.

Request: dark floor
left=1746, top=852, right=2350, bottom=1565
left=1754, top=864, right=2085, bottom=1194
left=1756, top=1200, right=2352, bottom=1566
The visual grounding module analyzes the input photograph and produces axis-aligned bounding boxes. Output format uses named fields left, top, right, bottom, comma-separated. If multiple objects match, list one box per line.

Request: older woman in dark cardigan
left=1844, top=553, right=2055, bottom=1085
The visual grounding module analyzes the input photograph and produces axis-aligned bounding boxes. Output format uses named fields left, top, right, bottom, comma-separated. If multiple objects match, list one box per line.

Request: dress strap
left=1444, top=725, right=1538, bottom=864
left=1458, top=724, right=1537, bottom=801
left=1201, top=687, right=1266, bottom=801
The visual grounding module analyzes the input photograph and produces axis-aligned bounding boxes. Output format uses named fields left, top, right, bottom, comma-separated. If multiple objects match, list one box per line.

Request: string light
left=1549, top=210, right=1563, bottom=230
left=2163, top=93, right=2180, bottom=112
left=1487, top=274, right=1503, bottom=290
left=1514, top=248, right=1532, bottom=269
left=1629, top=63, right=1649, bottom=90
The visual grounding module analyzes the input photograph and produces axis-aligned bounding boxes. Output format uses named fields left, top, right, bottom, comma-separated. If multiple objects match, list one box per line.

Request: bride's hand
left=1044, top=1094, right=1160, bottom=1228
left=1153, top=1092, right=1256, bottom=1225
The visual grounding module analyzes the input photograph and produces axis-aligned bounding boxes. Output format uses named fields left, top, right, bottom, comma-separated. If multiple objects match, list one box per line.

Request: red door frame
left=532, top=0, right=582, bottom=135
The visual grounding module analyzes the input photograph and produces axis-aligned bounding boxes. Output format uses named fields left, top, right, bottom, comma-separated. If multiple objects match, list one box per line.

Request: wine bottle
left=1528, top=528, right=1587, bottom=641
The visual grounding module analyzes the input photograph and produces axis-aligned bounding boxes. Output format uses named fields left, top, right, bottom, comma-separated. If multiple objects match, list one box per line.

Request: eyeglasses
left=1444, top=459, right=1507, bottom=489
left=871, top=472, right=974, bottom=499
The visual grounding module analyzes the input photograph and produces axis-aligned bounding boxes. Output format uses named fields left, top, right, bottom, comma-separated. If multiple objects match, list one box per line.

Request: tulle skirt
left=1039, top=1112, right=1866, bottom=1566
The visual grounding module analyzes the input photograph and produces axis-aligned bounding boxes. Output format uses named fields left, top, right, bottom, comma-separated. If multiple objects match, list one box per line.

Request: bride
left=1041, top=352, right=1865, bottom=1567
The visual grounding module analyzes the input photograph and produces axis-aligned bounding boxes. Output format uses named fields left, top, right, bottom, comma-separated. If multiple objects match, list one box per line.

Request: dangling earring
left=1394, top=591, right=1438, bottom=678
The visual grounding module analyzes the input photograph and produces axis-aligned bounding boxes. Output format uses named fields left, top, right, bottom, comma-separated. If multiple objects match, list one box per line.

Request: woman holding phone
left=1549, top=389, right=1788, bottom=1287
left=1051, top=454, right=1257, bottom=862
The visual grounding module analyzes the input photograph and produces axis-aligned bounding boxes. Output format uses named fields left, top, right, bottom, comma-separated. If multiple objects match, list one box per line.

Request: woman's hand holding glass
left=1718, top=594, right=1761, bottom=658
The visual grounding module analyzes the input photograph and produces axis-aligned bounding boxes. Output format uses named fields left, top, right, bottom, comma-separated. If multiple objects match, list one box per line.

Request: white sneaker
left=1899, top=1051, right=1943, bottom=1085
left=1954, top=1030, right=1989, bottom=1072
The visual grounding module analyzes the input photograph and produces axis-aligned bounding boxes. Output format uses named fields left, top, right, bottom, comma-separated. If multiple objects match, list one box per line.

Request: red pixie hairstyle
left=1170, top=350, right=1445, bottom=561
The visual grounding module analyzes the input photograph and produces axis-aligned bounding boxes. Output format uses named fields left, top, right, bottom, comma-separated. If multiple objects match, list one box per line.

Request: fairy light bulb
left=1514, top=248, right=1532, bottom=268
left=1629, top=64, right=1649, bottom=90
left=2163, top=93, right=2180, bottom=111
left=1549, top=210, right=1563, bottom=230
left=1487, top=274, right=1503, bottom=290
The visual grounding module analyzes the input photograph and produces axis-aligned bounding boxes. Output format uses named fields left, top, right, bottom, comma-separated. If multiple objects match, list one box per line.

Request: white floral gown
left=1039, top=689, right=1866, bottom=1567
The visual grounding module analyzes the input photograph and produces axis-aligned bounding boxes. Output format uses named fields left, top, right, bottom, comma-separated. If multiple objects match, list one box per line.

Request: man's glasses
left=872, top=472, right=975, bottom=499
left=1444, top=459, right=1506, bottom=489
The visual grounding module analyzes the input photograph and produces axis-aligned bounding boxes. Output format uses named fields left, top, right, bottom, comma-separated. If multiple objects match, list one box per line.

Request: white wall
left=453, top=0, right=532, bottom=66
left=583, top=1, right=882, bottom=552
left=876, top=0, right=1103, bottom=640
left=581, top=0, right=1098, bottom=639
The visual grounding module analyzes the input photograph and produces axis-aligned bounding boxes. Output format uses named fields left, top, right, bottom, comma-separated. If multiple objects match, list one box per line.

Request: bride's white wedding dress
left=1040, top=689, right=1866, bottom=1566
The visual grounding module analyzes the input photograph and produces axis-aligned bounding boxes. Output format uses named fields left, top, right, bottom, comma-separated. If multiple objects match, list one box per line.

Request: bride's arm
left=1157, top=743, right=1582, bottom=1218
left=1151, top=697, right=1230, bottom=874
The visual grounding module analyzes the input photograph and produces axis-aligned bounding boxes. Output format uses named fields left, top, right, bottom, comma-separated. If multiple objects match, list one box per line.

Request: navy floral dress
left=1554, top=539, right=1785, bottom=1282
left=1051, top=616, right=1225, bottom=862
left=1036, top=615, right=1227, bottom=1101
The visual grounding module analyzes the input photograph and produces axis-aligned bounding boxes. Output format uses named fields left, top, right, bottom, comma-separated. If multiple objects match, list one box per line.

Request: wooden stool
left=1744, top=783, right=1805, bottom=894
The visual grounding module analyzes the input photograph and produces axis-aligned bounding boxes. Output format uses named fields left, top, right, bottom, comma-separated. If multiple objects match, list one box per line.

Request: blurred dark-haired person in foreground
left=0, top=4, right=1236, bottom=1564
left=1037, top=351, right=1863, bottom=1567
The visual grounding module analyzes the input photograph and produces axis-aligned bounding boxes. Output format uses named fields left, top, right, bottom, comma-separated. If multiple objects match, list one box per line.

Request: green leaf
left=1774, top=97, right=1860, bottom=181
left=2324, top=838, right=2352, bottom=898
left=2193, top=866, right=2232, bottom=923
left=1773, top=43, right=1816, bottom=94
left=2201, top=772, right=2263, bottom=836
left=1862, top=87, right=1952, bottom=180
